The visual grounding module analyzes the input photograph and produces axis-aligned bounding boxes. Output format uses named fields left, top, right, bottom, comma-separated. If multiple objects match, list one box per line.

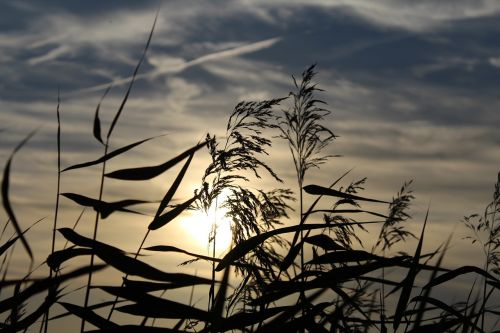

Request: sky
left=1, top=0, right=500, bottom=325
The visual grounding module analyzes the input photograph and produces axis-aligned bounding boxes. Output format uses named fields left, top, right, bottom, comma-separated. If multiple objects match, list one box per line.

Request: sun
left=179, top=200, right=233, bottom=256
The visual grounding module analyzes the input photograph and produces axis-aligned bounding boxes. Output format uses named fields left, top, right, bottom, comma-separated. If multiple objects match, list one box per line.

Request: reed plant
left=0, top=15, right=499, bottom=333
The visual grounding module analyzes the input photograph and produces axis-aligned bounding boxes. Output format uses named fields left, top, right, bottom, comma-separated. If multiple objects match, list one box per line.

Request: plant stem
left=208, top=196, right=219, bottom=311
left=481, top=199, right=497, bottom=331
left=44, top=90, right=61, bottom=333
left=106, top=229, right=151, bottom=320
left=80, top=142, right=108, bottom=333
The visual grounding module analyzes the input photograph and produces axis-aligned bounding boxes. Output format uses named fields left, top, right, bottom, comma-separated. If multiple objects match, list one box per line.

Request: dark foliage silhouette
left=0, top=14, right=499, bottom=333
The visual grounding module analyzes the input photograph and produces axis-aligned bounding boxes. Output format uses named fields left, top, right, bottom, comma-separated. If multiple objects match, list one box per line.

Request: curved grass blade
left=105, top=140, right=208, bottom=181
left=62, top=134, right=166, bottom=172
left=307, top=250, right=380, bottom=265
left=216, top=220, right=382, bottom=271
left=424, top=266, right=500, bottom=289
left=59, top=302, right=118, bottom=330
left=279, top=242, right=302, bottom=271
left=122, top=277, right=210, bottom=292
left=0, top=264, right=105, bottom=313
left=0, top=217, right=45, bottom=258
left=145, top=245, right=264, bottom=271
left=303, top=234, right=345, bottom=251
left=106, top=11, right=158, bottom=139
left=118, top=303, right=209, bottom=321
left=304, top=184, right=389, bottom=204
left=46, top=247, right=94, bottom=271
left=58, top=228, right=212, bottom=284
left=50, top=300, right=124, bottom=321
left=255, top=289, right=326, bottom=332
left=93, top=85, right=112, bottom=145
left=410, top=296, right=482, bottom=332
left=285, top=170, right=353, bottom=272
left=0, top=236, right=19, bottom=257
left=393, top=208, right=429, bottom=331
left=85, top=326, right=183, bottom=333
left=310, top=209, right=388, bottom=219
left=0, top=288, right=59, bottom=332
left=148, top=195, right=199, bottom=230
left=58, top=228, right=105, bottom=248
left=407, top=316, right=476, bottom=333
left=210, top=266, right=230, bottom=330
left=413, top=234, right=452, bottom=330
left=257, top=259, right=401, bottom=305
left=2, top=129, right=37, bottom=261
left=154, top=151, right=194, bottom=218
left=145, top=245, right=221, bottom=263
left=217, top=306, right=295, bottom=331
left=103, top=286, right=210, bottom=321
left=61, top=193, right=149, bottom=219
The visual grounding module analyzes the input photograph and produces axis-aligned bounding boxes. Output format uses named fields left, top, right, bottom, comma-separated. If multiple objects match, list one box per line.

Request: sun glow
left=180, top=202, right=233, bottom=255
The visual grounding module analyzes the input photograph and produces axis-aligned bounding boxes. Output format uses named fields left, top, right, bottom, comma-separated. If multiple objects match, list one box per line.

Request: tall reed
left=277, top=64, right=336, bottom=319
left=0, top=14, right=499, bottom=331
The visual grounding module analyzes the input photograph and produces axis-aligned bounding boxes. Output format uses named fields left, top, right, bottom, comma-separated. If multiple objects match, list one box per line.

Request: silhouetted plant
left=375, top=180, right=415, bottom=252
left=1, top=14, right=500, bottom=333
left=195, top=97, right=291, bottom=310
left=276, top=64, right=336, bottom=321
left=463, top=172, right=500, bottom=330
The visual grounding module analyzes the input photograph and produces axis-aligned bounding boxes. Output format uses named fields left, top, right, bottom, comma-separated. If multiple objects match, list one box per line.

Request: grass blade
left=424, top=266, right=500, bottom=289
left=106, top=11, right=158, bottom=139
left=59, top=302, right=118, bottom=330
left=148, top=195, right=199, bottom=230
left=58, top=228, right=212, bottom=284
left=103, top=286, right=210, bottom=321
left=0, top=264, right=105, bottom=313
left=303, top=184, right=389, bottom=204
left=61, top=193, right=149, bottom=219
left=209, top=265, right=230, bottom=331
left=145, top=245, right=221, bottom=263
left=1, top=129, right=37, bottom=261
left=303, top=234, right=345, bottom=251
left=85, top=326, right=182, bottom=333
left=62, top=134, right=166, bottom=172
left=154, top=151, right=194, bottom=218
left=410, top=295, right=482, bottom=332
left=0, top=236, right=19, bottom=257
left=46, top=247, right=94, bottom=271
left=105, top=140, right=208, bottom=181
left=216, top=221, right=382, bottom=271
left=93, top=85, right=111, bottom=145
left=307, top=250, right=380, bottom=265
left=122, top=277, right=210, bottom=292
left=0, top=288, right=59, bottom=332
left=412, top=234, right=452, bottom=330
left=393, top=208, right=429, bottom=330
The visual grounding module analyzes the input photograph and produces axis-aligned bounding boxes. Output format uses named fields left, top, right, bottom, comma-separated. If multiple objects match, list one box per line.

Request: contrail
left=66, top=37, right=281, bottom=97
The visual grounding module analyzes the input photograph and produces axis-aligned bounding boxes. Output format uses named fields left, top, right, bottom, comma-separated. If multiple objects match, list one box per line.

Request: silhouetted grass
left=0, top=15, right=499, bottom=333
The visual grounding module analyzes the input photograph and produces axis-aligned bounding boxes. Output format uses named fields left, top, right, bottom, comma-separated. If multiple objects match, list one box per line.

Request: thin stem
left=80, top=141, right=108, bottom=333
left=107, top=229, right=151, bottom=320
left=44, top=90, right=61, bottom=333
left=481, top=201, right=497, bottom=330
left=208, top=196, right=219, bottom=311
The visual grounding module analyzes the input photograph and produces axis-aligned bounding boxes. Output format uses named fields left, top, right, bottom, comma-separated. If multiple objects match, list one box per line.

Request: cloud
left=66, top=37, right=281, bottom=96
left=412, top=57, right=480, bottom=78
left=27, top=45, right=72, bottom=65
left=489, top=57, right=500, bottom=68
left=247, top=0, right=500, bottom=32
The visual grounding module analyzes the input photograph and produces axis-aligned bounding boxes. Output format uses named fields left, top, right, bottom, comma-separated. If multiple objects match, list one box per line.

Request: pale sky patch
left=66, top=37, right=282, bottom=96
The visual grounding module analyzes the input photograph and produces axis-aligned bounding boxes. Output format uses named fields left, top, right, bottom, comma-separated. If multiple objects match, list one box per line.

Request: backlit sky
left=1, top=0, right=500, bottom=306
